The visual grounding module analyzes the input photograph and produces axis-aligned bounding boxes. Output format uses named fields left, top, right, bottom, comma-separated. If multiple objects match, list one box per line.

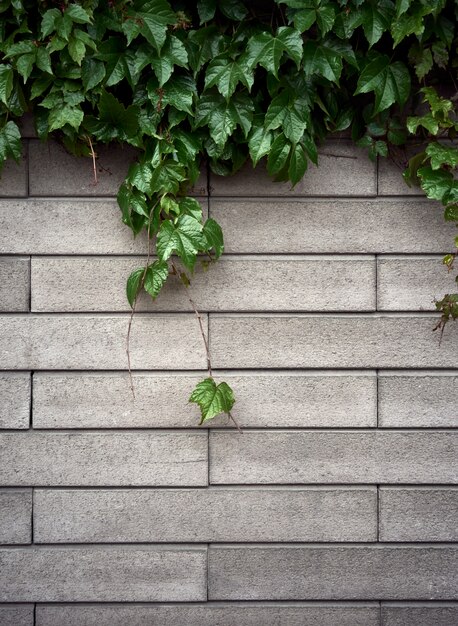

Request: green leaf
left=219, top=0, right=247, bottom=21
left=144, top=260, right=169, bottom=299
left=41, top=8, right=61, bottom=37
left=189, top=377, right=235, bottom=424
left=66, top=4, right=92, bottom=24
left=303, top=40, right=341, bottom=83
left=248, top=124, right=273, bottom=166
left=0, top=121, right=21, bottom=166
left=426, top=143, right=458, bottom=170
left=0, top=64, right=13, bottom=105
left=417, top=166, right=453, bottom=202
left=205, top=57, right=253, bottom=100
left=151, top=35, right=188, bottom=87
left=444, top=204, right=458, bottom=222
left=149, top=160, right=186, bottom=194
left=203, top=217, right=224, bottom=258
left=81, top=57, right=106, bottom=90
left=406, top=114, right=439, bottom=135
left=195, top=93, right=254, bottom=146
left=36, top=47, right=53, bottom=74
left=68, top=34, right=86, bottom=65
left=355, top=54, right=410, bottom=114
left=157, top=214, right=206, bottom=271
left=127, top=161, right=153, bottom=193
left=126, top=267, right=145, bottom=307
left=16, top=53, right=35, bottom=82
left=85, top=91, right=139, bottom=141
left=48, top=104, right=84, bottom=132
left=246, top=27, right=303, bottom=77
left=124, top=0, right=176, bottom=51
left=197, top=0, right=216, bottom=23
left=267, top=133, right=291, bottom=176
left=288, top=142, right=308, bottom=185
left=361, top=0, right=394, bottom=47
left=161, top=75, right=196, bottom=113
left=178, top=197, right=203, bottom=221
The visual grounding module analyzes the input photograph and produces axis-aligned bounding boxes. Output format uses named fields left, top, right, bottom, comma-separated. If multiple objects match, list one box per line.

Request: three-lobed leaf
left=189, top=377, right=235, bottom=424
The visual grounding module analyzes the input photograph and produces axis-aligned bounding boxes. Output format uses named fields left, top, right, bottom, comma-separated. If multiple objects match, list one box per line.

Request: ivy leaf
left=248, top=124, right=273, bottom=166
left=149, top=160, right=187, bottom=194
left=195, top=93, right=254, bottom=146
left=267, top=133, right=291, bottom=177
left=205, top=57, right=253, bottom=100
left=303, top=40, right=343, bottom=84
left=151, top=35, right=188, bottom=87
left=444, top=204, right=458, bottom=222
left=144, top=260, right=169, bottom=299
left=0, top=65, right=13, bottom=105
left=189, top=377, right=235, bottom=424
left=16, top=54, right=35, bottom=82
left=48, top=105, right=84, bottom=132
left=219, top=0, right=248, bottom=21
left=406, top=114, right=439, bottom=135
left=246, top=27, right=303, bottom=77
left=123, top=0, right=177, bottom=51
left=162, top=75, right=196, bottom=113
left=417, top=166, right=453, bottom=202
left=355, top=54, right=410, bottom=114
left=127, top=161, right=153, bottom=193
left=361, top=0, right=394, bottom=47
left=65, top=4, right=92, bottom=24
left=157, top=215, right=206, bottom=271
left=178, top=197, right=203, bottom=221
left=426, top=143, right=458, bottom=170
left=288, top=142, right=308, bottom=185
left=41, top=8, right=61, bottom=37
left=81, top=57, right=106, bottom=91
left=126, top=267, right=145, bottom=307
left=0, top=121, right=21, bottom=167
left=203, top=217, right=224, bottom=258
left=85, top=91, right=139, bottom=141
left=197, top=0, right=216, bottom=23
left=68, top=34, right=86, bottom=65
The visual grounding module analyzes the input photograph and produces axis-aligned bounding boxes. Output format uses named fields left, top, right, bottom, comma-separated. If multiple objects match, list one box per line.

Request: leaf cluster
left=0, top=0, right=456, bottom=420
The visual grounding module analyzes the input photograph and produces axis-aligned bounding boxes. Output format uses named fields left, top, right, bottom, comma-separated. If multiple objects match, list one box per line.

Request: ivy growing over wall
left=0, top=0, right=456, bottom=422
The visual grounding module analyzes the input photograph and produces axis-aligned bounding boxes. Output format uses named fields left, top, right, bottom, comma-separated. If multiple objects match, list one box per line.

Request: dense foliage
left=0, top=0, right=456, bottom=422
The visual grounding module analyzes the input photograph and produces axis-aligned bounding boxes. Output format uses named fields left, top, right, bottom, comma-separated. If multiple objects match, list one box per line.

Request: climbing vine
left=0, top=0, right=456, bottom=423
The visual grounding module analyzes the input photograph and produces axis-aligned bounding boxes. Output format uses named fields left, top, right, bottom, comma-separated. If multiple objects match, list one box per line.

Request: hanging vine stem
left=170, top=260, right=241, bottom=432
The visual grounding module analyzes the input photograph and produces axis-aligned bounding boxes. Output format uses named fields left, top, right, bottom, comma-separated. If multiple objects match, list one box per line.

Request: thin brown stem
left=227, top=410, right=242, bottom=433
left=171, top=260, right=212, bottom=377
left=86, top=135, right=98, bottom=185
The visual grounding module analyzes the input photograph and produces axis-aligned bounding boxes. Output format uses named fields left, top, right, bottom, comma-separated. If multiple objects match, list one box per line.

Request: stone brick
left=0, top=314, right=206, bottom=369
left=28, top=140, right=207, bottom=196
left=0, top=147, right=28, bottom=197
left=211, top=142, right=376, bottom=196
left=378, top=372, right=458, bottom=427
left=0, top=546, right=207, bottom=601
left=211, top=198, right=455, bottom=253
left=378, top=154, right=424, bottom=196
left=0, top=257, right=29, bottom=312
left=0, top=432, right=207, bottom=486
left=210, top=314, right=458, bottom=369
left=210, top=431, right=457, bottom=484
left=0, top=605, right=33, bottom=626
left=31, top=255, right=376, bottom=312
left=377, top=256, right=457, bottom=311
left=34, top=487, right=376, bottom=543
left=208, top=545, right=458, bottom=600
left=379, top=488, right=458, bottom=541
left=0, top=490, right=32, bottom=544
left=32, top=372, right=377, bottom=428
left=381, top=603, right=458, bottom=626
left=0, top=373, right=30, bottom=429
left=36, top=603, right=380, bottom=626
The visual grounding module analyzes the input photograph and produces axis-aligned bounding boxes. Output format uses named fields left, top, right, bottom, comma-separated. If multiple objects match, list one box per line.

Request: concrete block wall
left=0, top=132, right=457, bottom=625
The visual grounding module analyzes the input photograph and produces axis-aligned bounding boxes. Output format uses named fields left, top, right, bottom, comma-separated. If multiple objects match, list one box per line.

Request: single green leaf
left=126, top=267, right=145, bottom=307
left=205, top=57, right=253, bottom=100
left=149, top=160, right=186, bottom=194
left=246, top=27, right=302, bottom=77
left=151, top=35, right=188, bottom=87
left=197, top=0, right=216, bottom=23
left=161, top=75, right=196, bottom=113
left=219, top=0, right=248, bottom=21
left=157, top=214, right=206, bottom=271
left=316, top=4, right=335, bottom=35
left=195, top=93, right=253, bottom=146
left=418, top=166, right=453, bottom=202
left=56, top=13, right=74, bottom=40
left=0, top=64, right=13, bottom=105
left=355, top=54, right=410, bottom=114
left=124, top=0, right=176, bottom=51
left=267, top=133, right=291, bottom=176
left=179, top=197, right=203, bottom=221
left=444, top=204, right=458, bottom=222
left=68, top=34, right=86, bottom=65
left=303, top=40, right=342, bottom=84
left=127, top=161, right=154, bottom=193
left=16, top=53, right=35, bottom=82
left=406, top=114, right=439, bottom=135
left=48, top=104, right=84, bottom=132
left=81, top=57, right=106, bottom=90
left=66, top=4, right=92, bottom=24
left=86, top=90, right=139, bottom=141
left=189, top=377, right=235, bottom=424
left=144, top=260, right=169, bottom=299
left=0, top=120, right=21, bottom=165
left=288, top=142, right=308, bottom=185
left=248, top=125, right=273, bottom=166
left=203, top=217, right=224, bottom=258
left=41, top=8, right=61, bottom=37
left=361, top=0, right=393, bottom=47
left=426, top=143, right=458, bottom=170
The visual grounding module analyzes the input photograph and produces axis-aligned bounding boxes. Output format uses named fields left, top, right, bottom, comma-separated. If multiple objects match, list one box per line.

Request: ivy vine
left=0, top=0, right=456, bottom=424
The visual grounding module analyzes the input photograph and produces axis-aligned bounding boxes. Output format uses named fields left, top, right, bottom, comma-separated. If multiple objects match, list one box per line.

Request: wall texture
left=0, top=127, right=457, bottom=625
